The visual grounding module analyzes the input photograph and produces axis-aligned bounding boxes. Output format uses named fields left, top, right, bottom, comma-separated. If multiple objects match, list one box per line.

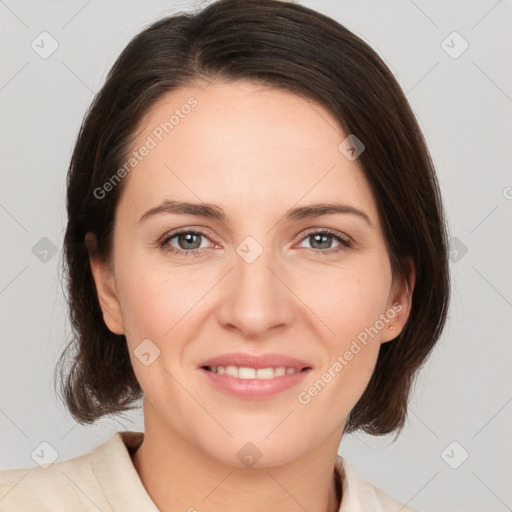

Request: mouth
left=201, top=365, right=311, bottom=380
left=198, top=352, right=313, bottom=398
left=199, top=361, right=313, bottom=399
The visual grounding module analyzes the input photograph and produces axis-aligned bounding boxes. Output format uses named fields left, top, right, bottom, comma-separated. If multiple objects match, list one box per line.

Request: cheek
left=118, top=269, right=190, bottom=340
left=309, top=256, right=392, bottom=390
left=116, top=243, right=393, bottom=343
left=314, top=255, right=393, bottom=340
left=114, top=250, right=213, bottom=357
left=114, top=261, right=202, bottom=401
left=296, top=281, right=388, bottom=418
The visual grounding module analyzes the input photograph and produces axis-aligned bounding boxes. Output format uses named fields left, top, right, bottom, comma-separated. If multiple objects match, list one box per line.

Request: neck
left=131, top=402, right=343, bottom=512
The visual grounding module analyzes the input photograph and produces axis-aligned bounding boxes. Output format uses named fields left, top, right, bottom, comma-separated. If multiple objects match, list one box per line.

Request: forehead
left=117, top=80, right=378, bottom=226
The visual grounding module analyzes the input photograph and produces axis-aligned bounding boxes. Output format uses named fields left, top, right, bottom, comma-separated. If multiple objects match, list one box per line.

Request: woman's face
left=91, top=80, right=411, bottom=467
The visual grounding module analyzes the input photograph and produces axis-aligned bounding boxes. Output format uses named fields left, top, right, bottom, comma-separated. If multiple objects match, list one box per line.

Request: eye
left=296, top=229, right=352, bottom=255
left=159, top=228, right=214, bottom=257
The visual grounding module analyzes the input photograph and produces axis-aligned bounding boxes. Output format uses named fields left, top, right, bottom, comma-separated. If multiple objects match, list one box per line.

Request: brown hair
left=54, top=0, right=450, bottom=434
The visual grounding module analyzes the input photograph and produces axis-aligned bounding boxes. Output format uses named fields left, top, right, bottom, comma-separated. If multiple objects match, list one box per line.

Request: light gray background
left=1, top=1, right=511, bottom=511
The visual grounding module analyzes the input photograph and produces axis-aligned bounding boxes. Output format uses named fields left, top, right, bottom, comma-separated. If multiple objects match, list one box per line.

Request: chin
left=211, top=440, right=300, bottom=469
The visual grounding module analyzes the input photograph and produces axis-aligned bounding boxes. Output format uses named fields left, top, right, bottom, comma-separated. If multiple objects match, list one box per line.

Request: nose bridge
left=217, top=234, right=293, bottom=336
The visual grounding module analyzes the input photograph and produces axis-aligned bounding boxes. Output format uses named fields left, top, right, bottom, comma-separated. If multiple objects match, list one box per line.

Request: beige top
left=0, top=431, right=416, bottom=511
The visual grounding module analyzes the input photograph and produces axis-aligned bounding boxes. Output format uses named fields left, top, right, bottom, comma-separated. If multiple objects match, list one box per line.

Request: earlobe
left=381, top=257, right=416, bottom=343
left=86, top=233, right=125, bottom=335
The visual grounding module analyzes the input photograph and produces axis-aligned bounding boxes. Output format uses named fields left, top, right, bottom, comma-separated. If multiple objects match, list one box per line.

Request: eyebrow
left=139, top=200, right=374, bottom=228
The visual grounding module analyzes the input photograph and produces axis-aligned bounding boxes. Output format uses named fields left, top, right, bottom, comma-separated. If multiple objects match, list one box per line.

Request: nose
left=215, top=241, right=295, bottom=339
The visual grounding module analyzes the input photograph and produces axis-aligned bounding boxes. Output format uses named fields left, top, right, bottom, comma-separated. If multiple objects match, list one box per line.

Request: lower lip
left=200, top=367, right=312, bottom=399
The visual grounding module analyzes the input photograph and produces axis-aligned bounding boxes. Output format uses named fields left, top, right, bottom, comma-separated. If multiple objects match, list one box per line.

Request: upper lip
left=199, top=352, right=312, bottom=370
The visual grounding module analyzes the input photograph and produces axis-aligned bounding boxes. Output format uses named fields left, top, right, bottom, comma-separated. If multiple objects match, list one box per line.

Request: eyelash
left=158, top=227, right=352, bottom=258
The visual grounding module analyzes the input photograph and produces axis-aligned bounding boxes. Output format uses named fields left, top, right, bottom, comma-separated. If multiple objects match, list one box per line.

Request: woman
left=0, top=0, right=449, bottom=510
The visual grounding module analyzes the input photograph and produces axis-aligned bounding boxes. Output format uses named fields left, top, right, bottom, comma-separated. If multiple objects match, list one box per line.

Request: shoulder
left=336, top=455, right=418, bottom=512
left=0, top=431, right=145, bottom=511
left=0, top=449, right=98, bottom=510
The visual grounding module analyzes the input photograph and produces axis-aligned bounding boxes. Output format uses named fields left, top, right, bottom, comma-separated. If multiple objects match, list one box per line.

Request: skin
left=89, top=80, right=415, bottom=512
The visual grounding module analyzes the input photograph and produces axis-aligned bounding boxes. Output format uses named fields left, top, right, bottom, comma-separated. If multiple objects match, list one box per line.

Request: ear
left=380, top=256, right=416, bottom=344
left=86, top=232, right=125, bottom=335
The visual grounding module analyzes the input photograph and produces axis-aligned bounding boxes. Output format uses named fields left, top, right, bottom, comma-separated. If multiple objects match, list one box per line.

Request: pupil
left=312, top=234, right=330, bottom=249
left=180, top=233, right=201, bottom=249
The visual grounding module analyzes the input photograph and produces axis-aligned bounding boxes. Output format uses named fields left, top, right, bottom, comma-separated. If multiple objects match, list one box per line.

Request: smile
left=200, top=366, right=312, bottom=399
left=203, top=365, right=306, bottom=379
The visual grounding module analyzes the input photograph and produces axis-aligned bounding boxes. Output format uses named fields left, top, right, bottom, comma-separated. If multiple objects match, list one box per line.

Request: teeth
left=225, top=365, right=239, bottom=378
left=207, top=365, right=299, bottom=379
left=259, top=367, right=278, bottom=378
left=239, top=367, right=256, bottom=379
